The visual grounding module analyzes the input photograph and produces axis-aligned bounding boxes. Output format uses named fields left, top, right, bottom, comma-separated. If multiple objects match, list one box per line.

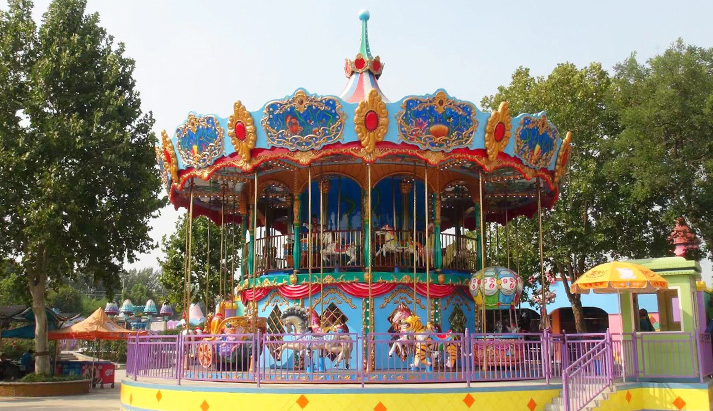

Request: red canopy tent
left=48, top=308, right=142, bottom=341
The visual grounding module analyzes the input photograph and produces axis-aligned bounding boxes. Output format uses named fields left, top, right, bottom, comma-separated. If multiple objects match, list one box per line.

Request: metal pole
left=424, top=164, right=430, bottom=323
left=320, top=178, right=324, bottom=317
left=537, top=178, right=548, bottom=330
left=479, top=172, right=486, bottom=333
left=186, top=184, right=194, bottom=319
left=252, top=172, right=258, bottom=324
left=413, top=174, right=417, bottom=316
left=308, top=166, right=312, bottom=310
left=205, top=209, right=210, bottom=314
left=367, top=163, right=372, bottom=334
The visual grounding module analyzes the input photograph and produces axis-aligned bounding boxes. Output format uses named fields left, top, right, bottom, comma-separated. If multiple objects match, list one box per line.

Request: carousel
left=152, top=10, right=570, bottom=383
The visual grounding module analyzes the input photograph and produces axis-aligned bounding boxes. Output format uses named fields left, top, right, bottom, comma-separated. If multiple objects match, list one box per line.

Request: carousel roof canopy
left=156, top=10, right=572, bottom=226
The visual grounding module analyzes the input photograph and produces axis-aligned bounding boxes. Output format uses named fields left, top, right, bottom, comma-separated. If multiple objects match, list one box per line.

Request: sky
left=9, top=0, right=713, bottom=282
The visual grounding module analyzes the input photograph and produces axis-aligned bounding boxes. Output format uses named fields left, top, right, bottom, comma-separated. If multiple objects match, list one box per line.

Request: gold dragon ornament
left=354, top=89, right=389, bottom=156
left=484, top=101, right=512, bottom=161
left=228, top=100, right=257, bottom=167
left=554, top=131, right=572, bottom=184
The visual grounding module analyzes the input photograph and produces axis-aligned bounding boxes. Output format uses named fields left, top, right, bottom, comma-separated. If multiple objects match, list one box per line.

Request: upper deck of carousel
left=154, top=10, right=571, bottom=287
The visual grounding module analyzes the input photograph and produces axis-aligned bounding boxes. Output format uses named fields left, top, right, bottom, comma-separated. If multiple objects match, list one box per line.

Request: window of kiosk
left=634, top=293, right=660, bottom=332
left=657, top=288, right=682, bottom=331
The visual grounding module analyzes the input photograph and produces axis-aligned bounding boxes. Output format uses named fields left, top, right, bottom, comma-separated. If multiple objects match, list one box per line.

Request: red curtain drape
left=241, top=283, right=466, bottom=304
left=337, top=283, right=397, bottom=298
left=240, top=287, right=271, bottom=305
left=277, top=284, right=322, bottom=300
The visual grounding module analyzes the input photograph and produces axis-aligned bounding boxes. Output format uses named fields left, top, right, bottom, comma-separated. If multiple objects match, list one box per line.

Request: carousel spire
left=339, top=10, right=389, bottom=103
left=669, top=217, right=700, bottom=258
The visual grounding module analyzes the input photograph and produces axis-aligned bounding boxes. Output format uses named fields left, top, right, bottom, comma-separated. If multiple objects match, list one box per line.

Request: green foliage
left=0, top=338, right=35, bottom=360
left=119, top=268, right=165, bottom=305
left=483, top=62, right=672, bottom=331
left=80, top=296, right=108, bottom=317
left=608, top=40, right=713, bottom=257
left=0, top=0, right=163, bottom=373
left=160, top=216, right=243, bottom=313
left=0, top=261, right=31, bottom=306
left=46, top=285, right=83, bottom=314
left=20, top=373, right=83, bottom=382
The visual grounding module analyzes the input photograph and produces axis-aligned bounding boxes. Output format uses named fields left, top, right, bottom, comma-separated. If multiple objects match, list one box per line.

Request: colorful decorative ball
left=469, top=266, right=522, bottom=310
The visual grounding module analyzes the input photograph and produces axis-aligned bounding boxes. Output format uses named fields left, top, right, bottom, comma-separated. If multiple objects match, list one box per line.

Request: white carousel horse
left=321, top=231, right=358, bottom=265
left=277, top=306, right=353, bottom=369
left=387, top=303, right=413, bottom=360
left=375, top=225, right=407, bottom=257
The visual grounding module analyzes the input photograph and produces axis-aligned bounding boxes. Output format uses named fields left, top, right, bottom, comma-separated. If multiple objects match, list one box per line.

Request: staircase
left=545, top=385, right=616, bottom=411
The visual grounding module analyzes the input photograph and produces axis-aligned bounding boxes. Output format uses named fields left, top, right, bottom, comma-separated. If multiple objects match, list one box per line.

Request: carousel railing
left=254, top=234, right=291, bottom=275
left=562, top=332, right=613, bottom=411
left=440, top=233, right=477, bottom=271
left=125, top=331, right=713, bottom=385
left=372, top=229, right=427, bottom=269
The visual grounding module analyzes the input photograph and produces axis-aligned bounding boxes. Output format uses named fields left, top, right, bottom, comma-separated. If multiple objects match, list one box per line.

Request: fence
left=127, top=331, right=713, bottom=387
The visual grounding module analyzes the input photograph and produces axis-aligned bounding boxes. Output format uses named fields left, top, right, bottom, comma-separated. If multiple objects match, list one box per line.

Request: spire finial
left=358, top=9, right=372, bottom=59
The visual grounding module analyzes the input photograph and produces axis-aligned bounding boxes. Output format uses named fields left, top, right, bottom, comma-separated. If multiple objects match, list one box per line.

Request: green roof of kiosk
left=627, top=256, right=701, bottom=278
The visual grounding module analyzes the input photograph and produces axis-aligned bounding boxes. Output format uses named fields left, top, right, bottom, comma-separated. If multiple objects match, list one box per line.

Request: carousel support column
left=252, top=172, right=258, bottom=325
left=319, top=178, right=327, bottom=373
left=434, top=193, right=442, bottom=272
left=183, top=184, right=195, bottom=325
left=367, top=162, right=374, bottom=372
left=424, top=164, right=430, bottom=325
left=478, top=171, right=487, bottom=371
left=308, top=166, right=313, bottom=311
left=292, top=195, right=301, bottom=273
left=537, top=178, right=549, bottom=330
left=247, top=204, right=254, bottom=279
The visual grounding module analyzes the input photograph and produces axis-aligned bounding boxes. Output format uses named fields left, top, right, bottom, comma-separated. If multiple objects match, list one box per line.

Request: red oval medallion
left=234, top=121, right=246, bottom=141
left=163, top=149, right=171, bottom=164
left=494, top=122, right=506, bottom=142
left=354, top=57, right=366, bottom=70
left=364, top=110, right=378, bottom=132
left=372, top=60, right=381, bottom=72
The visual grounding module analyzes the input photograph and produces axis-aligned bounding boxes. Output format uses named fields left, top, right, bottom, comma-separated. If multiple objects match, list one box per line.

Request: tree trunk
left=570, top=298, right=587, bottom=334
left=28, top=271, right=50, bottom=375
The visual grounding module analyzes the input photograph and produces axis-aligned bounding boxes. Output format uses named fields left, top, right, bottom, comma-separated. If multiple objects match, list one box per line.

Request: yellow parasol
left=570, top=261, right=668, bottom=294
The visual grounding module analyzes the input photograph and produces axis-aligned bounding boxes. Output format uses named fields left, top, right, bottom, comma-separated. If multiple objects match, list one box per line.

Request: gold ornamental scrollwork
left=484, top=101, right=512, bottom=161
left=554, top=131, right=572, bottom=184
left=227, top=100, right=257, bottom=165
left=354, top=89, right=389, bottom=155
left=161, top=130, right=179, bottom=183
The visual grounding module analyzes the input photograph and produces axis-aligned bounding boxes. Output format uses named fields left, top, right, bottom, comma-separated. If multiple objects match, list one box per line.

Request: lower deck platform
left=119, top=378, right=713, bottom=411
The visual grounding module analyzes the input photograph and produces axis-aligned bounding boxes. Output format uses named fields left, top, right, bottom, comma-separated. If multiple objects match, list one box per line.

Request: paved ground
left=0, top=370, right=123, bottom=411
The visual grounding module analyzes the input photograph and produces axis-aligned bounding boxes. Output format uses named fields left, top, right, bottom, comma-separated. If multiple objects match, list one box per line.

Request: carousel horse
left=387, top=303, right=413, bottom=361
left=402, top=315, right=434, bottom=371
left=278, top=306, right=353, bottom=370
left=375, top=225, right=407, bottom=258
left=321, top=231, right=358, bottom=265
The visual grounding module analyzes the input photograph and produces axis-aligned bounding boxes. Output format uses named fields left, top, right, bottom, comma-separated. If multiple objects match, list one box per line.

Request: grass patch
left=19, top=373, right=84, bottom=383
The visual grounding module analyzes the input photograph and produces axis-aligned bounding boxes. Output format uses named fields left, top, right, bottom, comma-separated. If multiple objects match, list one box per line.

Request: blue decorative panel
left=261, top=90, right=346, bottom=151
left=514, top=115, right=559, bottom=169
left=175, top=114, right=225, bottom=169
left=396, top=90, right=478, bottom=152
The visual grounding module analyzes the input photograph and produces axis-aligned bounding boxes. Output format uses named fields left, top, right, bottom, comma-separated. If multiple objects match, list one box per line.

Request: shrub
left=20, top=373, right=83, bottom=382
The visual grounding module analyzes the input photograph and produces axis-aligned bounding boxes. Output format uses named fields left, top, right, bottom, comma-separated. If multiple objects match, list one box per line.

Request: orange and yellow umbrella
left=570, top=261, right=668, bottom=294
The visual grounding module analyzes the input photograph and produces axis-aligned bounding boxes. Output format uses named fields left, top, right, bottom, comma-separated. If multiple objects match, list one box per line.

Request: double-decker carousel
left=148, top=10, right=571, bottom=393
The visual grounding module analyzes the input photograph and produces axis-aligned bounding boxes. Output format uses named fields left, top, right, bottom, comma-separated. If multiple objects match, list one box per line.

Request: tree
left=119, top=267, right=165, bottom=303
left=0, top=0, right=163, bottom=374
left=160, top=216, right=243, bottom=314
left=608, top=40, right=713, bottom=258
left=482, top=63, right=671, bottom=332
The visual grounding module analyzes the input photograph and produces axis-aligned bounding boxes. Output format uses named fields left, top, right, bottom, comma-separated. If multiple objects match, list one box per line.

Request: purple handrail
left=562, top=330, right=613, bottom=411
left=123, top=330, right=712, bottom=387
